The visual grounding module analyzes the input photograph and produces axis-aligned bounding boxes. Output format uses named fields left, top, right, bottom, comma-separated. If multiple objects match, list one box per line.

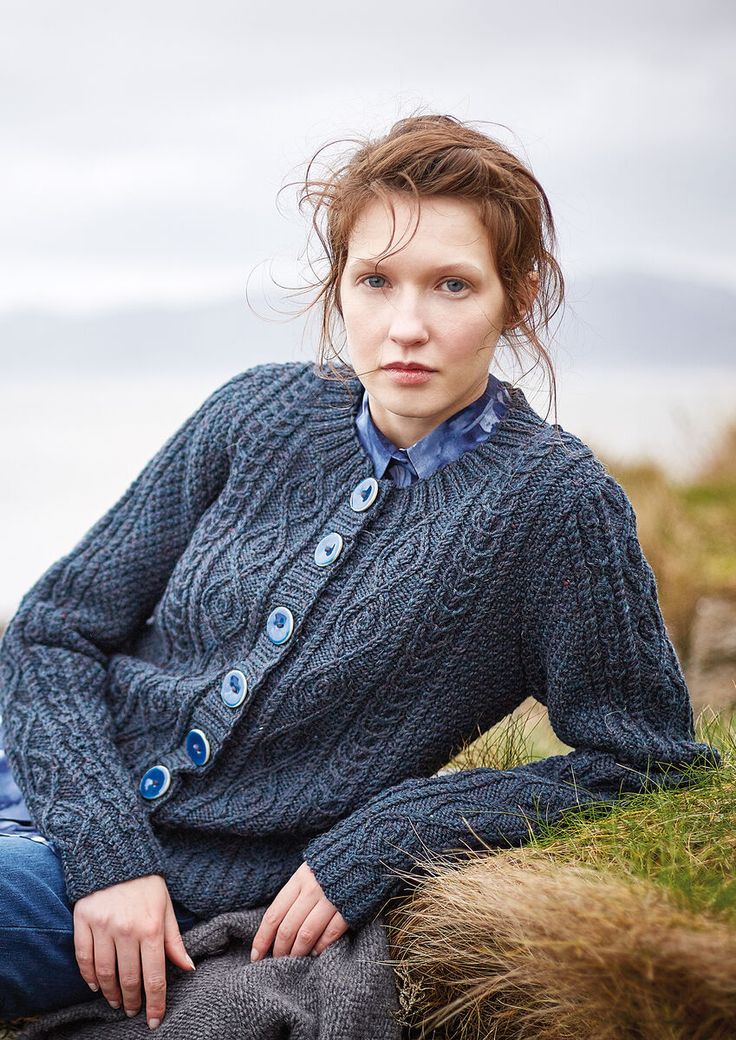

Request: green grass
left=449, top=701, right=736, bottom=927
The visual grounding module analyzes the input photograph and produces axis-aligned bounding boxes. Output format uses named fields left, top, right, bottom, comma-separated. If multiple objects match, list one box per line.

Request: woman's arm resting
left=0, top=370, right=252, bottom=904
left=302, top=475, right=723, bottom=932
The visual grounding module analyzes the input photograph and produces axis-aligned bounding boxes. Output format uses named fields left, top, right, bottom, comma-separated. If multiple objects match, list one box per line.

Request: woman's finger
left=92, top=929, right=124, bottom=1010
left=114, top=931, right=143, bottom=1018
left=286, top=900, right=338, bottom=958
left=311, top=911, right=349, bottom=955
left=139, top=928, right=168, bottom=1030
left=162, top=895, right=196, bottom=973
left=72, top=917, right=101, bottom=995
left=250, top=872, right=302, bottom=962
left=271, top=889, right=321, bottom=958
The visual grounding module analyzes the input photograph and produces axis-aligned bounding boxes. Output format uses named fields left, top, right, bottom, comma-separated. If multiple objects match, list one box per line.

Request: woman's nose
left=388, top=301, right=429, bottom=345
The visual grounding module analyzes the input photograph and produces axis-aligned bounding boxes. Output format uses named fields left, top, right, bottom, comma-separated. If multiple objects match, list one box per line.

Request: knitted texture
left=0, top=361, right=722, bottom=932
left=16, top=905, right=401, bottom=1039
left=0, top=373, right=505, bottom=821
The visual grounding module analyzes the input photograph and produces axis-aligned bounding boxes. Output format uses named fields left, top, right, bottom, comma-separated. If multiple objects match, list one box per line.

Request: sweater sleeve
left=0, top=370, right=249, bottom=905
left=301, top=474, right=723, bottom=932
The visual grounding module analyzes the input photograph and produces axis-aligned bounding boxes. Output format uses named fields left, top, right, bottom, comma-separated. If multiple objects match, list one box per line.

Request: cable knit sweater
left=0, top=371, right=505, bottom=825
left=0, top=360, right=722, bottom=932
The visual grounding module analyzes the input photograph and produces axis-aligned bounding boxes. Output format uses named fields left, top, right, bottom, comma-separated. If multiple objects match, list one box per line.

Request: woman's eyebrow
left=346, top=258, right=484, bottom=278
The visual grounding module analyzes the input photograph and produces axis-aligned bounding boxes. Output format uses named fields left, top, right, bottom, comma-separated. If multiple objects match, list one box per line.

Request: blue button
left=139, top=765, right=171, bottom=801
left=350, top=477, right=379, bottom=512
left=221, top=669, right=248, bottom=708
left=314, top=532, right=344, bottom=567
left=184, top=728, right=211, bottom=766
left=266, top=606, right=294, bottom=644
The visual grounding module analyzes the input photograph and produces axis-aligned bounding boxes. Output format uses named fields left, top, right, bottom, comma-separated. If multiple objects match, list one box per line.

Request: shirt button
left=184, top=728, right=211, bottom=766
left=139, top=765, right=171, bottom=801
left=221, top=669, right=249, bottom=708
left=266, top=606, right=294, bottom=644
left=350, top=476, right=379, bottom=511
left=314, top=532, right=344, bottom=567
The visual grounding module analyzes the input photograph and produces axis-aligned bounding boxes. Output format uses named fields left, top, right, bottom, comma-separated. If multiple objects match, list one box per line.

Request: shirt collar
left=355, top=371, right=511, bottom=481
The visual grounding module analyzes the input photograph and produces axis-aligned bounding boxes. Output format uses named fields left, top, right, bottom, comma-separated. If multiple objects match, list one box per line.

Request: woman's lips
left=382, top=367, right=434, bottom=385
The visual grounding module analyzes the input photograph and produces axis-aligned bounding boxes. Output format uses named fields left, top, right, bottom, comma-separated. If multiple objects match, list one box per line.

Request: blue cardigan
left=0, top=361, right=722, bottom=930
left=0, top=370, right=509, bottom=825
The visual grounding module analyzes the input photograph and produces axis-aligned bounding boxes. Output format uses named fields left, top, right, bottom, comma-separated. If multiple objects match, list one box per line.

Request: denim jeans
left=0, top=821, right=203, bottom=1022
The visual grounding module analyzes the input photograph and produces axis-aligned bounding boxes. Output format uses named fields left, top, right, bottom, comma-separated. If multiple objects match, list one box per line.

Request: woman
left=0, top=113, right=722, bottom=1028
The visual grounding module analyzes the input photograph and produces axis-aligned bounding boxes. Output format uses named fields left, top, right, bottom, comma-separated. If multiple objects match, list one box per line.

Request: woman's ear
left=524, top=269, right=540, bottom=311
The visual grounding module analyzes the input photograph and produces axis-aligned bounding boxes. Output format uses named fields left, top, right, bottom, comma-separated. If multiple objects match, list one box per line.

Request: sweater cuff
left=41, top=797, right=168, bottom=905
left=303, top=834, right=396, bottom=933
left=301, top=785, right=428, bottom=932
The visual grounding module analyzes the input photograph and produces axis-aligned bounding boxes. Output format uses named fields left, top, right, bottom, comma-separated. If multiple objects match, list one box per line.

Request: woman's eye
left=359, top=275, right=468, bottom=293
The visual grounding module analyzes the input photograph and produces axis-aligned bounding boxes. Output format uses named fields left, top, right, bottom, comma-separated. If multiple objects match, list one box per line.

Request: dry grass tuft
left=385, top=847, right=736, bottom=1040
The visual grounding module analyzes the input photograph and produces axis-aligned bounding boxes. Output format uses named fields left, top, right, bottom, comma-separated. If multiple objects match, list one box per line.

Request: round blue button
left=314, top=532, right=344, bottom=568
left=184, top=728, right=211, bottom=766
left=266, top=606, right=294, bottom=645
left=139, top=764, right=171, bottom=801
left=350, top=476, right=379, bottom=512
left=221, top=669, right=248, bottom=708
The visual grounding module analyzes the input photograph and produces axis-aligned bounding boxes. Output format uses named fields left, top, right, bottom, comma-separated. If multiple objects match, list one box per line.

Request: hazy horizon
left=1, top=1, right=734, bottom=316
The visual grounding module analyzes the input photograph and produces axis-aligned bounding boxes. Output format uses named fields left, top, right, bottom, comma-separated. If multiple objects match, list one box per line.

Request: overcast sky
left=1, top=0, right=734, bottom=313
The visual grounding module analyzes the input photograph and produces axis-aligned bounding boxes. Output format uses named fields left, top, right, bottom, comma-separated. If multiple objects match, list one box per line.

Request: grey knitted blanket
left=16, top=908, right=403, bottom=1039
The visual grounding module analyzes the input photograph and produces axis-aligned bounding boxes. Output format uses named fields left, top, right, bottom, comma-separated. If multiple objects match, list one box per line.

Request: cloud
left=1, top=0, right=734, bottom=311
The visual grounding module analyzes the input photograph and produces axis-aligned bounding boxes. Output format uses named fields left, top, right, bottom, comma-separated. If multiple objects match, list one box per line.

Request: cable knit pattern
left=0, top=360, right=722, bottom=932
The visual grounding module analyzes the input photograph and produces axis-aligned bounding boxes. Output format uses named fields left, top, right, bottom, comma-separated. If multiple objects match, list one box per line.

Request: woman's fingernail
left=187, top=954, right=196, bottom=970
left=126, top=1009, right=137, bottom=1018
left=109, top=1001, right=120, bottom=1009
left=250, top=947, right=259, bottom=962
left=148, top=1018, right=161, bottom=1030
left=88, top=982, right=99, bottom=992
left=311, top=949, right=319, bottom=957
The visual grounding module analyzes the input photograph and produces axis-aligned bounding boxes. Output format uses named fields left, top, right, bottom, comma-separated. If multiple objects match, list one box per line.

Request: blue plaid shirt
left=0, top=369, right=510, bottom=834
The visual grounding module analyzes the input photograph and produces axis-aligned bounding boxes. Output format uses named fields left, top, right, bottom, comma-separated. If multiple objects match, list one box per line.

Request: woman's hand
left=72, top=873, right=195, bottom=1030
left=250, top=861, right=349, bottom=961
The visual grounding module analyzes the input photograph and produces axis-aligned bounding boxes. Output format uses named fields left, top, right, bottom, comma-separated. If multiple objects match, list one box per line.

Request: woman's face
left=338, top=192, right=512, bottom=449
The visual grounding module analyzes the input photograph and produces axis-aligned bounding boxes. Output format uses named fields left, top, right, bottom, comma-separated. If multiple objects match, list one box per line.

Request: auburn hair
left=277, top=111, right=565, bottom=424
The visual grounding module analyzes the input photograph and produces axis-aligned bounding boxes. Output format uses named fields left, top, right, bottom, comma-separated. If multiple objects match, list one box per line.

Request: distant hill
left=0, top=271, right=733, bottom=373
left=0, top=297, right=296, bottom=374
left=560, top=271, right=735, bottom=368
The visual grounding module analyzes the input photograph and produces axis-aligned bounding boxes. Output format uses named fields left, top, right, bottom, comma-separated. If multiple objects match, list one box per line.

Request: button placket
left=149, top=470, right=386, bottom=798
left=270, top=473, right=381, bottom=653
left=216, top=470, right=384, bottom=762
